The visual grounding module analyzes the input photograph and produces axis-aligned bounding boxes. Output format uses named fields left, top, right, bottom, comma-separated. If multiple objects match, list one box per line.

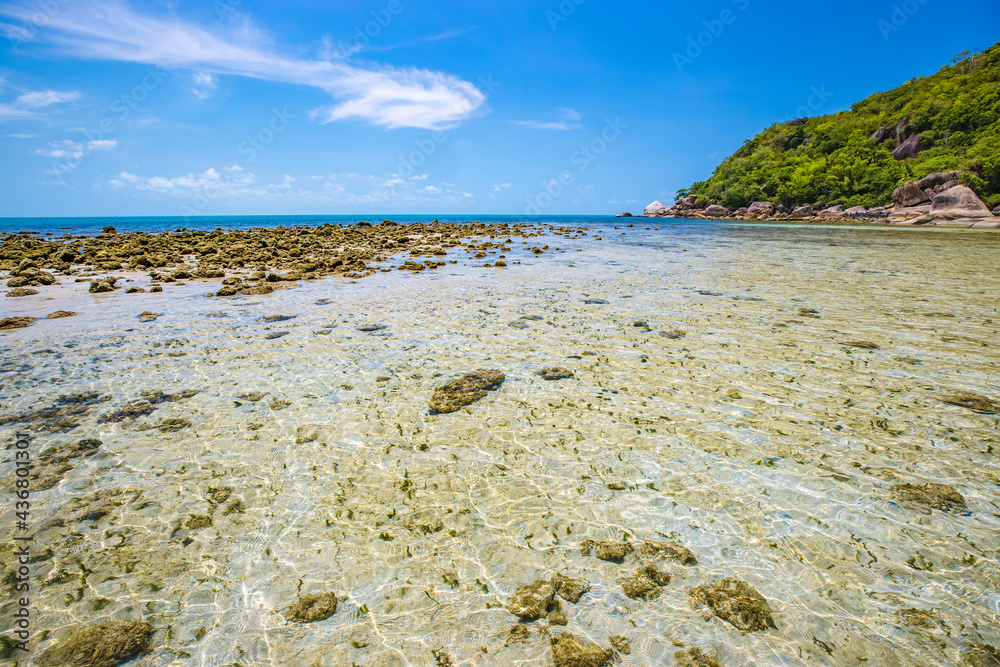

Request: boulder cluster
left=644, top=197, right=892, bottom=222
left=644, top=171, right=999, bottom=229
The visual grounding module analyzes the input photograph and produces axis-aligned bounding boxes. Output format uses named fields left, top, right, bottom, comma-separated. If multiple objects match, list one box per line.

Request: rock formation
left=643, top=201, right=669, bottom=217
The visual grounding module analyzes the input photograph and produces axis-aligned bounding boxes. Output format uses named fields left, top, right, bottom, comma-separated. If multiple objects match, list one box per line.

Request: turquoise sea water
left=1, top=219, right=999, bottom=666
left=0, top=214, right=622, bottom=238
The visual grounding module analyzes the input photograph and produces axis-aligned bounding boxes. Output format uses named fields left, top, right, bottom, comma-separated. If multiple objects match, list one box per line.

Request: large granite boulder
left=788, top=117, right=807, bottom=126
left=891, top=134, right=923, bottom=160
left=869, top=122, right=893, bottom=143
left=747, top=201, right=774, bottom=217
left=894, top=116, right=912, bottom=144
left=893, top=181, right=931, bottom=208
left=644, top=201, right=669, bottom=217
left=917, top=171, right=961, bottom=192
left=929, top=186, right=993, bottom=219
left=845, top=206, right=868, bottom=215
left=889, top=204, right=932, bottom=223
left=994, top=205, right=1000, bottom=216
left=704, top=205, right=730, bottom=217
left=790, top=205, right=813, bottom=218
left=818, top=205, right=845, bottom=219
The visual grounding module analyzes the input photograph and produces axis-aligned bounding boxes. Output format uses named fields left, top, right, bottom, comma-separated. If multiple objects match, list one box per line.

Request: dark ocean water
left=0, top=214, right=647, bottom=237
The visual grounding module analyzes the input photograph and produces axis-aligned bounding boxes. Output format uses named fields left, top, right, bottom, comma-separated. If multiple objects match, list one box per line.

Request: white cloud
left=0, top=0, right=485, bottom=129
left=513, top=108, right=582, bottom=131
left=109, top=166, right=257, bottom=194
left=0, top=88, right=80, bottom=121
left=424, top=185, right=441, bottom=194
left=492, top=182, right=511, bottom=191
left=189, top=71, right=218, bottom=100
left=36, top=138, right=117, bottom=159
left=17, top=89, right=82, bottom=108
left=6, top=133, right=35, bottom=138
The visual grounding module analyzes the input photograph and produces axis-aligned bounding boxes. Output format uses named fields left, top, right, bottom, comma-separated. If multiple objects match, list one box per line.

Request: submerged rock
left=98, top=390, right=197, bottom=423
left=548, top=598, right=569, bottom=625
left=98, top=400, right=156, bottom=423
left=506, top=624, right=530, bottom=645
left=0, top=316, right=35, bottom=329
left=258, top=314, right=296, bottom=323
left=506, top=580, right=556, bottom=621
left=7, top=287, right=38, bottom=297
left=551, top=633, right=614, bottom=667
left=285, top=592, right=339, bottom=623
left=583, top=299, right=609, bottom=305
left=138, top=311, right=161, bottom=322
left=940, top=392, right=1000, bottom=414
left=581, top=540, right=633, bottom=563
left=33, top=437, right=103, bottom=491
left=47, top=310, right=77, bottom=319
left=639, top=540, right=698, bottom=565
left=964, top=644, right=1000, bottom=667
left=689, top=579, right=776, bottom=632
left=158, top=418, right=192, bottom=433
left=185, top=514, right=213, bottom=529
left=536, top=367, right=574, bottom=380
left=621, top=570, right=662, bottom=601
left=43, top=488, right=143, bottom=529
left=674, top=646, right=724, bottom=667
left=37, top=620, right=153, bottom=667
left=428, top=369, right=505, bottom=414
left=357, top=323, right=386, bottom=332
left=608, top=636, right=631, bottom=655
left=552, top=573, right=591, bottom=603
left=237, top=392, right=268, bottom=402
left=844, top=341, right=879, bottom=350
left=891, top=483, right=967, bottom=513
left=661, top=330, right=686, bottom=339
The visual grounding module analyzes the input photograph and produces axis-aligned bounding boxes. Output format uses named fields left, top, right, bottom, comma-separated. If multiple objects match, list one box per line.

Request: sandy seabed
left=1, top=221, right=999, bottom=666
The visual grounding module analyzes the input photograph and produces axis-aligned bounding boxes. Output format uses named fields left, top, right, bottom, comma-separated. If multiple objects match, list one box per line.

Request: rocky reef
left=0, top=220, right=564, bottom=301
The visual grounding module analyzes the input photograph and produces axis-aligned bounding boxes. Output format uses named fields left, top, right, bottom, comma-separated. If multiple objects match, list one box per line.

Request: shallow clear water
left=2, top=221, right=999, bottom=666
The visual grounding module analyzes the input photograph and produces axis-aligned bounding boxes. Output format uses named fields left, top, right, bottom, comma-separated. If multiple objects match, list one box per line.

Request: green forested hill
left=684, top=44, right=1000, bottom=210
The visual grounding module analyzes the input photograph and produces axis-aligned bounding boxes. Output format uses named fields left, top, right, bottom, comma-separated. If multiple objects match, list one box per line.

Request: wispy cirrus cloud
left=0, top=88, right=81, bottom=121
left=0, top=0, right=486, bottom=130
left=37, top=138, right=116, bottom=159
left=512, top=108, right=582, bottom=131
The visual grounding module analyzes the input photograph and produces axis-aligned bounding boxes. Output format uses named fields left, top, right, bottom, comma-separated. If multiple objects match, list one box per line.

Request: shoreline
left=645, top=214, right=1000, bottom=230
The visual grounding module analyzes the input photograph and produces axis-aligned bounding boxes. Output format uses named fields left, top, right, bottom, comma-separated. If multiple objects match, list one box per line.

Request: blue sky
left=0, top=0, right=997, bottom=218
